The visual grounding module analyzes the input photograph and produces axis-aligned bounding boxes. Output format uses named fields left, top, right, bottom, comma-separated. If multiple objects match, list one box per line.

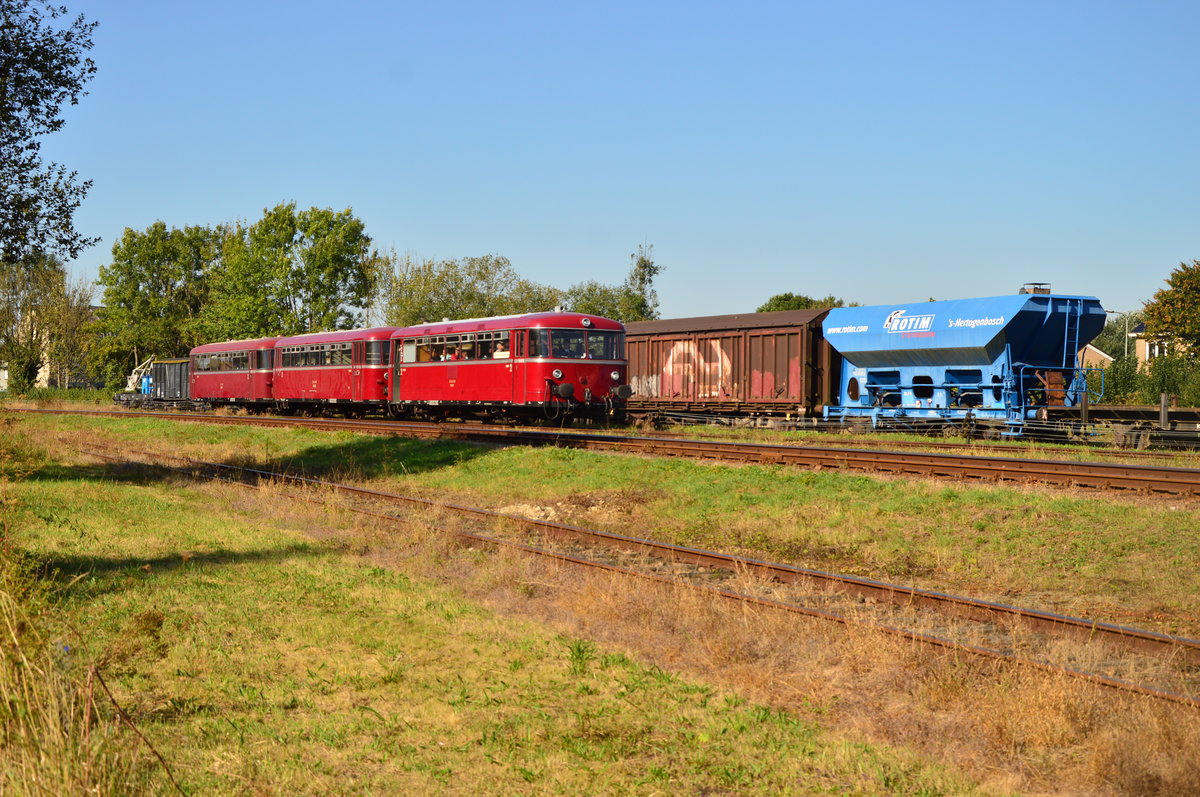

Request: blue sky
left=48, top=0, right=1199, bottom=317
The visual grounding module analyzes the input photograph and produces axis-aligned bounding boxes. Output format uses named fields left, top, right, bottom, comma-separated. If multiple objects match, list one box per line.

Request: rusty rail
left=14, top=406, right=1200, bottom=496
left=78, top=445, right=1200, bottom=685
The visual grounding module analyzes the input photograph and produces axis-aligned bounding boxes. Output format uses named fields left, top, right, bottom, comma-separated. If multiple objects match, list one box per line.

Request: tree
left=563, top=279, right=626, bottom=319
left=1090, top=310, right=1143, bottom=359
left=0, top=253, right=67, bottom=391
left=88, top=221, right=218, bottom=386
left=0, top=0, right=98, bottom=262
left=44, top=269, right=92, bottom=386
left=1142, top=260, right=1200, bottom=350
left=563, top=244, right=664, bottom=322
left=197, top=203, right=384, bottom=340
left=756, top=293, right=848, bottom=312
left=377, top=253, right=563, bottom=327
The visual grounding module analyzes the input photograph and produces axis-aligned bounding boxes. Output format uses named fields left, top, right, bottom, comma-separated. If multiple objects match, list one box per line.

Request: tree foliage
left=377, top=254, right=562, bottom=327
left=1142, top=260, right=1200, bottom=349
left=197, top=203, right=383, bottom=340
left=44, top=268, right=92, bottom=386
left=1090, top=310, right=1142, bottom=359
left=0, top=0, right=98, bottom=262
left=88, top=222, right=219, bottom=386
left=756, top=293, right=848, bottom=312
left=564, top=244, right=664, bottom=322
left=0, top=252, right=73, bottom=391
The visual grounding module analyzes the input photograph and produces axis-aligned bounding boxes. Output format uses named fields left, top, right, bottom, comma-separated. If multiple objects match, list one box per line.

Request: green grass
left=13, top=412, right=1200, bottom=631
left=2, top=419, right=973, bottom=795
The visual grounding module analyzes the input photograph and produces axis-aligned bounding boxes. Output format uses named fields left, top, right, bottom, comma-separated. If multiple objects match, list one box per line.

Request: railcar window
left=586, top=331, right=622, bottom=360
left=258, top=350, right=273, bottom=370
left=531, top=329, right=586, bottom=358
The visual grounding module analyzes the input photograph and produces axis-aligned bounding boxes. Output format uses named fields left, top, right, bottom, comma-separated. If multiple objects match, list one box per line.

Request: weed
left=565, top=638, right=597, bottom=676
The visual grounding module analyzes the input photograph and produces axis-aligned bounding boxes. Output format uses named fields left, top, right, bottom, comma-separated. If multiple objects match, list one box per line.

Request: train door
left=512, top=331, right=528, bottom=405
left=351, top=341, right=365, bottom=401
left=391, top=340, right=402, bottom=406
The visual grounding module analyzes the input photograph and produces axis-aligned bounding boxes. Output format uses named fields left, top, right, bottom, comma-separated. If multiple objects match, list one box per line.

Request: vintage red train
left=184, top=311, right=631, bottom=422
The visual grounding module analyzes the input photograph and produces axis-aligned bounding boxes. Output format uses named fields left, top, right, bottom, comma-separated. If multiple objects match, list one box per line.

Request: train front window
left=531, top=329, right=586, bottom=358
left=586, top=331, right=623, bottom=360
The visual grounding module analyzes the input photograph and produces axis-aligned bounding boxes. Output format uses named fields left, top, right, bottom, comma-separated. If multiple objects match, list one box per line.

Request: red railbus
left=390, top=312, right=630, bottom=422
left=185, top=311, right=630, bottom=422
left=190, top=337, right=279, bottom=409
left=272, top=327, right=394, bottom=414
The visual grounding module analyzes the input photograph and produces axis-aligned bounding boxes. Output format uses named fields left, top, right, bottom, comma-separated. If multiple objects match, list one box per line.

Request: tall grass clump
left=0, top=428, right=139, bottom=794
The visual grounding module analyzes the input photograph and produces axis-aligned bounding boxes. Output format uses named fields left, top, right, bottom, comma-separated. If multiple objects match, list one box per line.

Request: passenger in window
left=493, top=340, right=510, bottom=358
left=445, top=346, right=462, bottom=361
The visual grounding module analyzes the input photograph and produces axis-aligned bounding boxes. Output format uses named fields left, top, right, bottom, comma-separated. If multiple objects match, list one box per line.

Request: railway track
left=76, top=444, right=1200, bottom=709
left=14, top=406, right=1200, bottom=497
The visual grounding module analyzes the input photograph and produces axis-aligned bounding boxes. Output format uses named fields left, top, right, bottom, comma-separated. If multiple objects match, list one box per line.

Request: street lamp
left=1105, top=309, right=1136, bottom=358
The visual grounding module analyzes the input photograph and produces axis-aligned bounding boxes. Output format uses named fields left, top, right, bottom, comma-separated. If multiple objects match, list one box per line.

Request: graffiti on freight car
left=628, top=340, right=733, bottom=400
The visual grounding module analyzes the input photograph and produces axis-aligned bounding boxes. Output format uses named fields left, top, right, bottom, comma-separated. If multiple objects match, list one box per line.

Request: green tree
left=563, top=279, right=625, bottom=319
left=1142, top=260, right=1200, bottom=349
left=44, top=270, right=93, bottom=386
left=1090, top=310, right=1143, bottom=359
left=377, top=253, right=562, bottom=327
left=198, top=203, right=383, bottom=339
left=756, top=293, right=848, bottom=312
left=0, top=0, right=98, bottom=262
left=88, top=221, right=218, bottom=386
left=563, top=244, right=664, bottom=322
left=0, top=253, right=68, bottom=391
left=620, top=243, right=662, bottom=321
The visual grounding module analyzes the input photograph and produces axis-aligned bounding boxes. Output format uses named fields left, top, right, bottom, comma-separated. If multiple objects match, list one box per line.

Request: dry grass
left=292, top=493, right=1200, bottom=796
left=0, top=505, right=139, bottom=793
left=11, top=413, right=1200, bottom=793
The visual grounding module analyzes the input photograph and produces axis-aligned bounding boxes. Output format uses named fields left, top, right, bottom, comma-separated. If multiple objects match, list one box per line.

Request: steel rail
left=15, top=406, right=1200, bottom=495
left=77, top=444, right=1200, bottom=710
left=80, top=444, right=1200, bottom=664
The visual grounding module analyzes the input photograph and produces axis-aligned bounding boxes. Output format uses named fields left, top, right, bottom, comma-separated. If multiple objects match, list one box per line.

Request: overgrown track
left=77, top=445, right=1200, bottom=709
left=16, top=406, right=1200, bottom=497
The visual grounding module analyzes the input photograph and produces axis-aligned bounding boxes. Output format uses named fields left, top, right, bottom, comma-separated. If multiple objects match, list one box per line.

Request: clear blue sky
left=48, top=0, right=1199, bottom=318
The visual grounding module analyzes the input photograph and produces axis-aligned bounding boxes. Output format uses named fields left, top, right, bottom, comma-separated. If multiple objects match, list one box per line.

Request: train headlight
left=552, top=368, right=563, bottom=379
left=610, top=370, right=620, bottom=381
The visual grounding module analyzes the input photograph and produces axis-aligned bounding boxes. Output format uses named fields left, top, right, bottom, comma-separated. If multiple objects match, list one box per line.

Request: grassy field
left=4, top=411, right=1200, bottom=794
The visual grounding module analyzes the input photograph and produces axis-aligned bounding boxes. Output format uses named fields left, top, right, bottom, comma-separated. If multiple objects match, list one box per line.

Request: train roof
left=625, top=308, right=829, bottom=336
left=191, top=336, right=280, bottom=354
left=274, top=327, right=397, bottom=347
left=393, top=311, right=624, bottom=337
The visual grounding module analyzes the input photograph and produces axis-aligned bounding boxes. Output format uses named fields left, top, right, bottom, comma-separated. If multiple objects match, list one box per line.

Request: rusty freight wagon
left=624, top=309, right=835, bottom=420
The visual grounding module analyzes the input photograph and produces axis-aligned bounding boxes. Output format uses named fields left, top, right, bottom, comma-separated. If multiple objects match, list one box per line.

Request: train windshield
left=587, top=331, right=623, bottom=360
left=532, top=329, right=583, bottom=358
left=531, top=329, right=623, bottom=359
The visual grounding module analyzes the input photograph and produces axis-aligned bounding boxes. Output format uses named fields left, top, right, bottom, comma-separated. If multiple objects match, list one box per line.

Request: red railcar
left=390, top=312, right=630, bottom=422
left=190, top=337, right=280, bottom=408
left=272, top=327, right=394, bottom=413
left=624, top=309, right=835, bottom=419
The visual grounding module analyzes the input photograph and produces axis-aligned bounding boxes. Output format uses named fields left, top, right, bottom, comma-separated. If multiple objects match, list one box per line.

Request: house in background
left=1128, top=322, right=1176, bottom=369
left=1078, top=343, right=1114, bottom=370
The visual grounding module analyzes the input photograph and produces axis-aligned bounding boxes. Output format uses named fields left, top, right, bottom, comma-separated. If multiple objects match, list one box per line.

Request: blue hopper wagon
left=822, top=290, right=1107, bottom=436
